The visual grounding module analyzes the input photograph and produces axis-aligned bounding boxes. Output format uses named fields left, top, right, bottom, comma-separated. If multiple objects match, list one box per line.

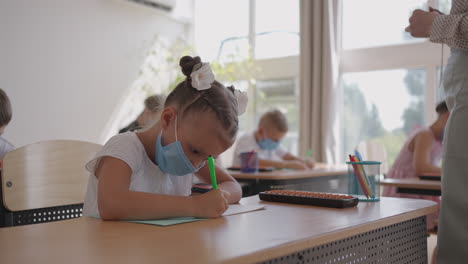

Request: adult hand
left=405, top=9, right=439, bottom=38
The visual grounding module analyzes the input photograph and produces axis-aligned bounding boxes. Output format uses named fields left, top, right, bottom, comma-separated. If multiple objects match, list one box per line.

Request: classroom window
left=342, top=0, right=427, bottom=50
left=341, top=69, right=426, bottom=166
left=254, top=0, right=299, bottom=59
left=340, top=0, right=450, bottom=167
left=194, top=0, right=249, bottom=63
left=194, top=0, right=300, bottom=161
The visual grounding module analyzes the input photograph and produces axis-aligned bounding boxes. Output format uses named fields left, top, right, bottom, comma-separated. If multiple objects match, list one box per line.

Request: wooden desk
left=381, top=177, right=441, bottom=196
left=0, top=196, right=436, bottom=264
left=229, top=163, right=348, bottom=196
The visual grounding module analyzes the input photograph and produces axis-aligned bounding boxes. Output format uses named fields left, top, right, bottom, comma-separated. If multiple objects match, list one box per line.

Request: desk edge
left=222, top=203, right=437, bottom=264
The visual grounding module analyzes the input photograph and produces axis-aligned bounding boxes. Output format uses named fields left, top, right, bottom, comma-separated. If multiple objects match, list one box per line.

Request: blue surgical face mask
left=155, top=116, right=205, bottom=176
left=258, top=137, right=280, bottom=150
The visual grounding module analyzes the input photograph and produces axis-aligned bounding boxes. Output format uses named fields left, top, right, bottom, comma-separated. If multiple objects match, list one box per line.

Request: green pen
left=307, top=149, right=313, bottom=158
left=208, top=155, right=218, bottom=189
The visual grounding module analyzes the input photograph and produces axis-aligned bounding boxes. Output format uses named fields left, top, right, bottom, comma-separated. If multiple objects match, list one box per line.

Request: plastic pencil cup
left=346, top=161, right=381, bottom=202
left=240, top=152, right=259, bottom=173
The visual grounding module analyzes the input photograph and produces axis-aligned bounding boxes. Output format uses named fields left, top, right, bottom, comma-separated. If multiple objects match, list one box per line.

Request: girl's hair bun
left=179, top=56, right=202, bottom=77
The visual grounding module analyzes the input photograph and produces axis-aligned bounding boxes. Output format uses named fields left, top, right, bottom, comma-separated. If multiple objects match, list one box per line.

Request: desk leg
left=260, top=216, right=428, bottom=264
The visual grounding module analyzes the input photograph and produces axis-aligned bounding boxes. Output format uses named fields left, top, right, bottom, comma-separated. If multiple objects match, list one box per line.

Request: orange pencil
left=349, top=155, right=370, bottom=198
left=351, top=155, right=373, bottom=197
left=352, top=154, right=374, bottom=198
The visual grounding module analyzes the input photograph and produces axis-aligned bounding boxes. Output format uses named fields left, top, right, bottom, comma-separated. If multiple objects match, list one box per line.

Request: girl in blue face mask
left=82, top=56, right=248, bottom=221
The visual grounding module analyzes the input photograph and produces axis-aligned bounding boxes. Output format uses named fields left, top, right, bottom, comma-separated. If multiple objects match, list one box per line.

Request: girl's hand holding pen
left=192, top=189, right=230, bottom=218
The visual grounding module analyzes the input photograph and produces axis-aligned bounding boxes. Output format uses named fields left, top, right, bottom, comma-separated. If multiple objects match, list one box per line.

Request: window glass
left=342, top=0, right=427, bottom=50
left=195, top=0, right=300, bottom=158
left=194, top=0, right=249, bottom=62
left=341, top=69, right=426, bottom=167
left=255, top=0, right=299, bottom=59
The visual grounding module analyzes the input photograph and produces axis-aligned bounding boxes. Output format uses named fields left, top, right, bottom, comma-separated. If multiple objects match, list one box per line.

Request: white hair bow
left=190, top=61, right=248, bottom=116
left=234, top=89, right=248, bottom=116
left=190, top=62, right=215, bottom=90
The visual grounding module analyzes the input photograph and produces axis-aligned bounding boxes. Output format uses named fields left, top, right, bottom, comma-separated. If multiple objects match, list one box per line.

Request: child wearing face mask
left=232, top=109, right=314, bottom=170
left=83, top=56, right=248, bottom=220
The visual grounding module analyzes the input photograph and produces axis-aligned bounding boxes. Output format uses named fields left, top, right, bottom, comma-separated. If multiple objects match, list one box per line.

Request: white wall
left=0, top=0, right=192, bottom=147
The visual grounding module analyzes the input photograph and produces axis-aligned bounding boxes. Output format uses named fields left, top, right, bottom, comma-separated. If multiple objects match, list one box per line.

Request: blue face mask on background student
left=258, top=137, right=279, bottom=150
left=155, top=116, right=205, bottom=176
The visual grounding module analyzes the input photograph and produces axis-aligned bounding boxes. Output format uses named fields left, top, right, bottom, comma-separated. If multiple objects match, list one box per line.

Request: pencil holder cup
left=346, top=161, right=381, bottom=202
left=240, top=152, right=259, bottom=173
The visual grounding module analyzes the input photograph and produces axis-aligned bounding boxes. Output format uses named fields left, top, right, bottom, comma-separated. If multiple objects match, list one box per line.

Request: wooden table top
left=381, top=177, right=441, bottom=190
left=0, top=196, right=436, bottom=264
left=228, top=163, right=348, bottom=180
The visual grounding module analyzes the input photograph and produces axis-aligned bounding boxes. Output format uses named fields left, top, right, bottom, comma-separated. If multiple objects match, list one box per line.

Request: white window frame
left=340, top=0, right=449, bottom=125
left=196, top=0, right=300, bottom=164
left=221, top=0, right=300, bottom=130
left=341, top=42, right=450, bottom=124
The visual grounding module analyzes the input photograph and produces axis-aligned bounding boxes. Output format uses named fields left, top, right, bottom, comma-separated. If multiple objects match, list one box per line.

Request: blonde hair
left=0, top=88, right=12, bottom=127
left=259, top=109, right=288, bottom=133
left=164, top=56, right=239, bottom=139
left=144, top=94, right=166, bottom=113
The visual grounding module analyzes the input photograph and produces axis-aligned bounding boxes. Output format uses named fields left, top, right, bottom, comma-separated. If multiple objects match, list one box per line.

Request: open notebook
left=112, top=204, right=265, bottom=226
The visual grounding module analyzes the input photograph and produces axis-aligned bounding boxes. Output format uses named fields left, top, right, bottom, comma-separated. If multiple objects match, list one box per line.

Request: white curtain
left=299, top=0, right=341, bottom=163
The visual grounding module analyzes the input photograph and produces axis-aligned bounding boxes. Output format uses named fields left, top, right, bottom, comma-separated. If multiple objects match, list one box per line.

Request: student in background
left=83, top=56, right=248, bottom=220
left=232, top=109, right=314, bottom=170
left=0, top=88, right=14, bottom=160
left=119, top=94, right=166, bottom=133
left=382, top=101, right=449, bottom=231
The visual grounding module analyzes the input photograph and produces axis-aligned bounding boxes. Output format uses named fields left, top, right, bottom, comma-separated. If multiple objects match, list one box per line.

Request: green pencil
left=307, top=149, right=313, bottom=158
left=208, top=155, right=218, bottom=189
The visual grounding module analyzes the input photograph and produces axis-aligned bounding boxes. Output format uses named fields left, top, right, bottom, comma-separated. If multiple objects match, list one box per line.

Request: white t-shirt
left=82, top=132, right=192, bottom=217
left=0, top=136, right=14, bottom=160
left=232, top=132, right=287, bottom=167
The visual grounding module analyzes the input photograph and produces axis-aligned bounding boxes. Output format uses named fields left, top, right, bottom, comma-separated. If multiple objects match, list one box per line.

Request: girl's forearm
left=98, top=190, right=195, bottom=221
left=414, top=163, right=441, bottom=175
left=218, top=181, right=242, bottom=203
